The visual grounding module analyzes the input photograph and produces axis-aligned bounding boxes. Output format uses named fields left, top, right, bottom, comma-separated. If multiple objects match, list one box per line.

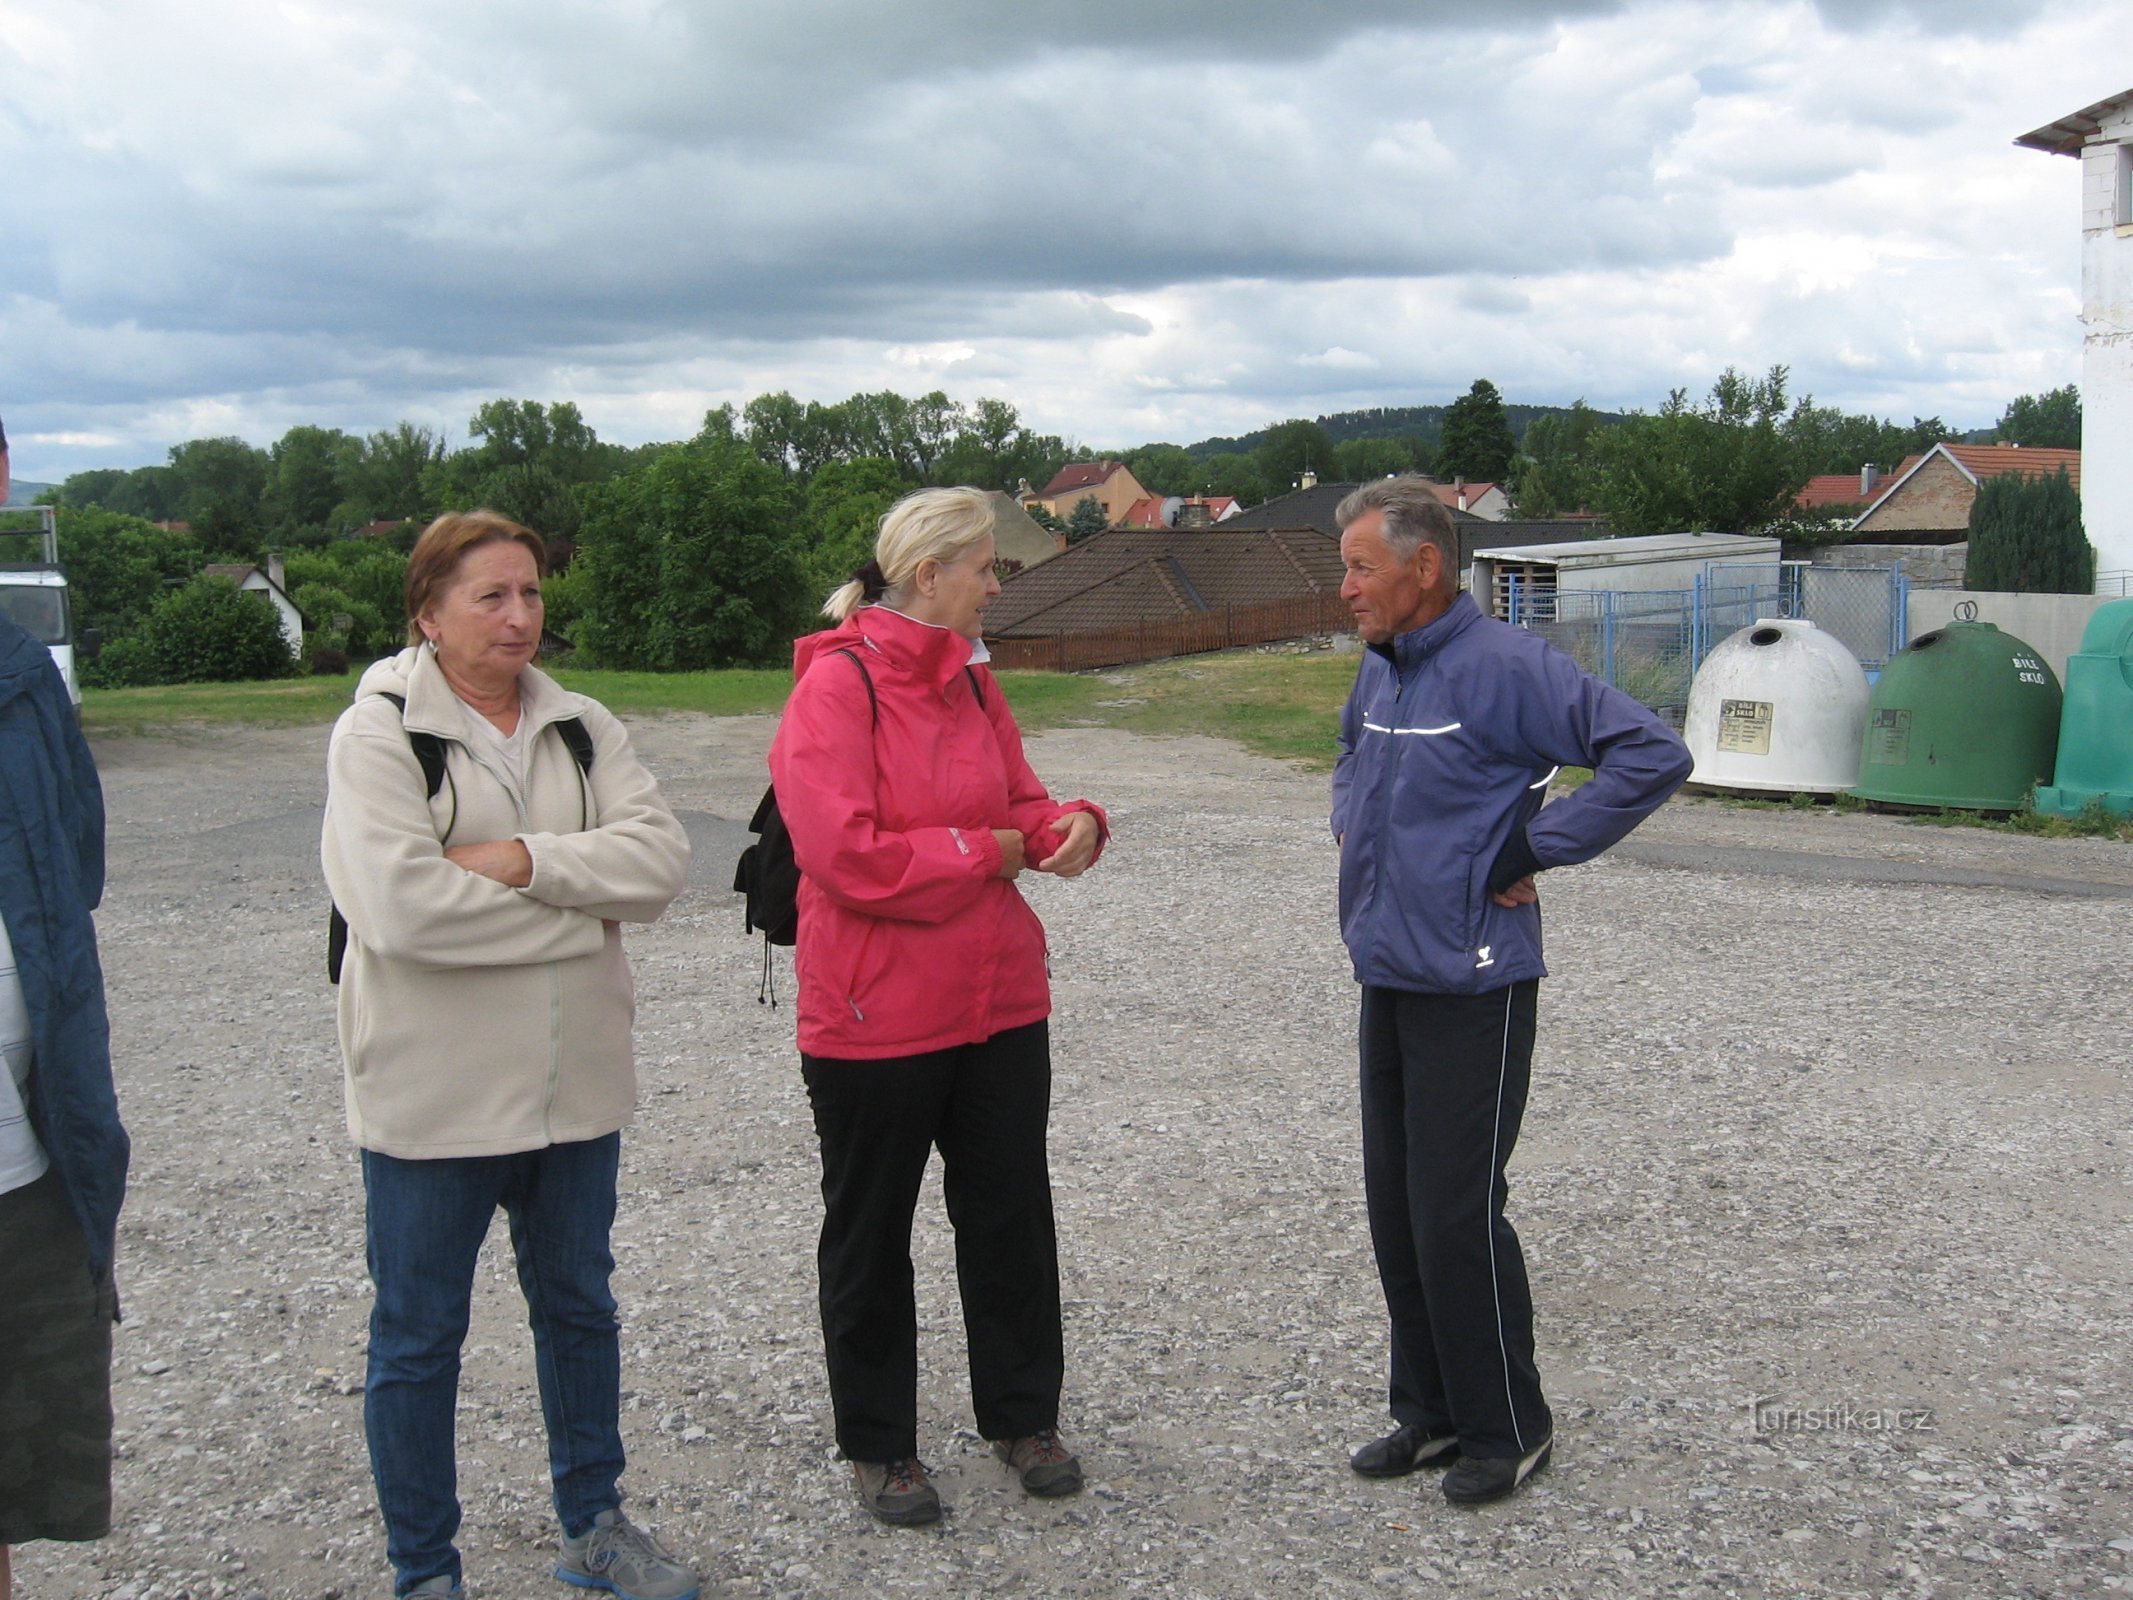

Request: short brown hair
left=403, top=511, right=549, bottom=645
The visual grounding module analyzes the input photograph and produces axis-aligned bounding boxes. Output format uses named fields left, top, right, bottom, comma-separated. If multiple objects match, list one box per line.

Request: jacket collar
left=387, top=644, right=584, bottom=741
left=849, top=605, right=981, bottom=693
left=1371, top=591, right=1482, bottom=672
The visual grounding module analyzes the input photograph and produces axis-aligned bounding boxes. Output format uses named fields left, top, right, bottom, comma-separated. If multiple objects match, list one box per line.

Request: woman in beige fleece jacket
left=321, top=512, right=697, bottom=1600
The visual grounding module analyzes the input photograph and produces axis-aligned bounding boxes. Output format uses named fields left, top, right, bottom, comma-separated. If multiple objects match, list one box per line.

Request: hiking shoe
left=1442, top=1432, right=1553, bottom=1506
left=400, top=1580, right=461, bottom=1599
left=853, top=1458, right=943, bottom=1525
left=1349, top=1421, right=1460, bottom=1477
left=555, top=1508, right=700, bottom=1600
left=991, top=1428, right=1084, bottom=1497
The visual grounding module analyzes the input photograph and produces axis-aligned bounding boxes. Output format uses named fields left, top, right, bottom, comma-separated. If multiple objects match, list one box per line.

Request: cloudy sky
left=0, top=0, right=2119, bottom=480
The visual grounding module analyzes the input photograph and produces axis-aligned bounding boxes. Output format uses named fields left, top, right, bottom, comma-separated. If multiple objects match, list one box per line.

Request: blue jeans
left=361, top=1134, right=625, bottom=1597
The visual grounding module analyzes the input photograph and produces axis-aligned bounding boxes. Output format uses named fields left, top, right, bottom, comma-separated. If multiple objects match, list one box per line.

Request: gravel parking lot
left=18, top=710, right=2133, bottom=1600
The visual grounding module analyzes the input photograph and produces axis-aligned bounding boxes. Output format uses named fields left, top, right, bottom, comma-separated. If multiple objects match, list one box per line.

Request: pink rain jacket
left=768, top=606, right=1107, bottom=1060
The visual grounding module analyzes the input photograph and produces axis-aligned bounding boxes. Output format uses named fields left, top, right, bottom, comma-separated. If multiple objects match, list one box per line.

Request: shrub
left=87, top=575, right=298, bottom=686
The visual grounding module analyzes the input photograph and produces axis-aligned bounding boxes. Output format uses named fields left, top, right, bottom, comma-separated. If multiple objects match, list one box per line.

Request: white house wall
left=2081, top=104, right=2133, bottom=585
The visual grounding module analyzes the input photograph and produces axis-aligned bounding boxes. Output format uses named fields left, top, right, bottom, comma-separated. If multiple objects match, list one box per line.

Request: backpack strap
left=833, top=647, right=878, bottom=724
left=378, top=692, right=450, bottom=800
left=965, top=664, right=985, bottom=709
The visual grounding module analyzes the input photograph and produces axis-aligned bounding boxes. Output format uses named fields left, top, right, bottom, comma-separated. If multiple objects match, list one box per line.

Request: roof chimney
left=1299, top=470, right=1318, bottom=491
left=1860, top=464, right=1880, bottom=497
left=266, top=550, right=286, bottom=592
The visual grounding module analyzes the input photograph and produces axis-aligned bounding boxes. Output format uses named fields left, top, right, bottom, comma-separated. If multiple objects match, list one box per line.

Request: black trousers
left=801, top=1020, right=1063, bottom=1462
left=1359, top=980, right=1552, bottom=1460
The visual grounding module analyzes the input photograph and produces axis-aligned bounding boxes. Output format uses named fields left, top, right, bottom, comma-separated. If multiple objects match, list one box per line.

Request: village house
left=201, top=552, right=306, bottom=659
left=1021, top=460, right=1149, bottom=527
left=1846, top=443, right=2082, bottom=543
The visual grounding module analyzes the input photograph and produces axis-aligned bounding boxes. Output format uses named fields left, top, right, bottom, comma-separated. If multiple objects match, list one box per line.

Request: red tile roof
left=1037, top=460, right=1128, bottom=497
left=1121, top=495, right=1168, bottom=528
left=1940, top=443, right=2080, bottom=489
left=1795, top=472, right=1887, bottom=511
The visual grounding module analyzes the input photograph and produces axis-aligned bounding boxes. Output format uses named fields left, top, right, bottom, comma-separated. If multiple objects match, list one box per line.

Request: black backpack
left=733, top=649, right=983, bottom=989
left=327, top=692, right=595, bottom=983
left=734, top=649, right=876, bottom=953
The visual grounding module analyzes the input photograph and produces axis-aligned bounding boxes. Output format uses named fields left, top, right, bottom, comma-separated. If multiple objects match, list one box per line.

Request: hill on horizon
left=1170, top=402, right=1629, bottom=462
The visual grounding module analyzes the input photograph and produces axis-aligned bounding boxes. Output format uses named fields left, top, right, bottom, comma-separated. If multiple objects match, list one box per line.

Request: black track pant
left=801, top=1019, right=1062, bottom=1462
left=1359, top=980, right=1552, bottom=1460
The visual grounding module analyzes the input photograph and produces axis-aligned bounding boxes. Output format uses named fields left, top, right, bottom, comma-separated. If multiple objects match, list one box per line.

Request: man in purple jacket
left=1331, top=478, right=1689, bottom=1506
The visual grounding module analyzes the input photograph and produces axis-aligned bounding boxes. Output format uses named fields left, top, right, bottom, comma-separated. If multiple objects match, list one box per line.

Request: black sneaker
left=1441, top=1433, right=1552, bottom=1505
left=1349, top=1422, right=1460, bottom=1478
left=852, top=1458, right=943, bottom=1525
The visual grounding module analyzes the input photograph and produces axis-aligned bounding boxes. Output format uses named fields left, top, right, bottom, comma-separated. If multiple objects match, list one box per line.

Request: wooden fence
left=989, top=593, right=1354, bottom=671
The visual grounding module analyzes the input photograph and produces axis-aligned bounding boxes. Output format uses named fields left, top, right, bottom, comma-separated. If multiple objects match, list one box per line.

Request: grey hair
left=822, top=486, right=996, bottom=621
left=1334, top=476, right=1459, bottom=582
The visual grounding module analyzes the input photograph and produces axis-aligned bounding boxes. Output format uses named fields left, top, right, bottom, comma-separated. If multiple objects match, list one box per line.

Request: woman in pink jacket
left=769, top=486, right=1107, bottom=1527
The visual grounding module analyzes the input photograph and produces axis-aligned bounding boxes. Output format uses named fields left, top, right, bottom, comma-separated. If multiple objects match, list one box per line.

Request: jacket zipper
left=441, top=722, right=567, bottom=1139
left=1360, top=653, right=1409, bottom=980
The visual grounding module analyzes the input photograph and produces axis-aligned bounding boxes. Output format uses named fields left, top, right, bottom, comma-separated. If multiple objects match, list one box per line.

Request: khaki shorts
left=0, top=1169, right=116, bottom=1545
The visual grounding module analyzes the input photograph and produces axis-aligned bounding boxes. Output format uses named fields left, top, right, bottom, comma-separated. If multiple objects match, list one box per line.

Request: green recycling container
left=2034, top=598, right=2133, bottom=819
left=1851, top=615, right=2062, bottom=813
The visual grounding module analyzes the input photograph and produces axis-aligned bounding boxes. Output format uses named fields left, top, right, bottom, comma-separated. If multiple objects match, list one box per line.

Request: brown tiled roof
left=1940, top=443, right=2079, bottom=489
left=1037, top=460, right=1128, bottom=496
left=1795, top=473, right=1886, bottom=511
left=988, top=526, right=1345, bottom=635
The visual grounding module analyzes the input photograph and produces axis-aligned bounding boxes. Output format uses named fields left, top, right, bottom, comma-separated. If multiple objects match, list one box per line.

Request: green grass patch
left=999, top=652, right=1363, bottom=768
left=80, top=676, right=360, bottom=734
left=79, top=650, right=1369, bottom=766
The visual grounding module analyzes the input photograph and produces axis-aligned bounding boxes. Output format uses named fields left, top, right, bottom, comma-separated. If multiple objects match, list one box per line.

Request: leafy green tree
left=575, top=437, right=804, bottom=669
left=1436, top=380, right=1518, bottom=482
left=1253, top=420, right=1339, bottom=493
left=263, top=425, right=360, bottom=541
left=802, top=457, right=906, bottom=605
left=1124, top=443, right=1197, bottom=497
left=1782, top=402, right=1947, bottom=476
left=50, top=507, right=199, bottom=639
left=1333, top=437, right=1421, bottom=483
left=88, top=573, right=296, bottom=686
left=286, top=542, right=409, bottom=652
left=291, top=581, right=386, bottom=662
left=1065, top=496, right=1110, bottom=545
left=1510, top=400, right=1611, bottom=517
left=54, top=469, right=131, bottom=510
left=168, top=437, right=270, bottom=551
left=1964, top=466, right=2092, bottom=593
left=539, top=564, right=594, bottom=652
left=350, top=422, right=446, bottom=522
left=1587, top=366, right=1808, bottom=534
left=1196, top=452, right=1267, bottom=507
left=1993, top=384, right=2081, bottom=450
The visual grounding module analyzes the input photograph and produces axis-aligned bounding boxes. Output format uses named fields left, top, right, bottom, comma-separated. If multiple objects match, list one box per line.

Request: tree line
left=31, top=377, right=2083, bottom=684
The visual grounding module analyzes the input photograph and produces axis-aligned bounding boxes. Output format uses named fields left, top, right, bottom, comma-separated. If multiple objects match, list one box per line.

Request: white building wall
left=2081, top=105, right=2133, bottom=586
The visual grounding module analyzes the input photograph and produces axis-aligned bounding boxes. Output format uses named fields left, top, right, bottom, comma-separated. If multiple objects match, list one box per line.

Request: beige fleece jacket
left=322, top=646, right=690, bottom=1158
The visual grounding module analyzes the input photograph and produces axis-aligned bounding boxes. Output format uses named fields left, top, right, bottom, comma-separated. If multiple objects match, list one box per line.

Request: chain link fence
left=1511, top=561, right=1906, bottom=724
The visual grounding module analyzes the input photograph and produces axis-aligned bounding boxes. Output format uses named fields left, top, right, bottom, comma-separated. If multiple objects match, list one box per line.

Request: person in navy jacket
left=1331, top=477, right=1689, bottom=1505
left=0, top=611, right=128, bottom=1595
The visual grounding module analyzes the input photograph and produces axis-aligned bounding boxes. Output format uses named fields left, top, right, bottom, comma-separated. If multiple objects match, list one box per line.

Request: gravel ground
left=16, top=709, right=2133, bottom=1600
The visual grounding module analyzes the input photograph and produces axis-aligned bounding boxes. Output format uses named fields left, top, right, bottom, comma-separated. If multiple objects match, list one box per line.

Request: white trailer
left=0, top=507, right=84, bottom=706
